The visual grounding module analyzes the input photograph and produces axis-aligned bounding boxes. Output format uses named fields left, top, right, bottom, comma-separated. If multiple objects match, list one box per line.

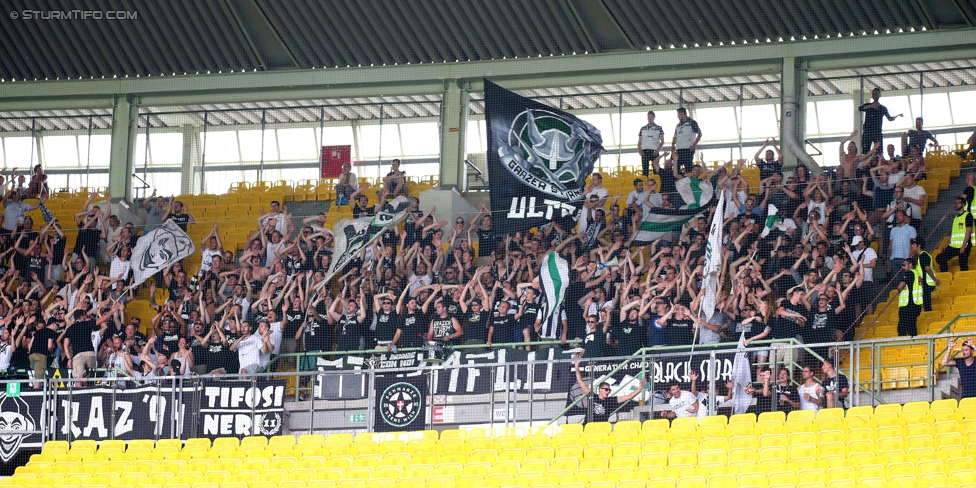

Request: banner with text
left=198, top=380, right=286, bottom=439
left=0, top=379, right=288, bottom=471
left=374, top=374, right=428, bottom=432
left=314, top=348, right=738, bottom=400
left=485, top=79, right=604, bottom=235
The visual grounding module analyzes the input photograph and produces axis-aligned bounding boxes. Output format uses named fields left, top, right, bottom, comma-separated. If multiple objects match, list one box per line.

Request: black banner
left=315, top=348, right=739, bottom=400
left=0, top=379, right=288, bottom=472
left=198, top=380, right=286, bottom=438
left=0, top=387, right=47, bottom=467
left=485, top=79, right=604, bottom=235
left=54, top=385, right=182, bottom=442
left=374, top=374, right=427, bottom=432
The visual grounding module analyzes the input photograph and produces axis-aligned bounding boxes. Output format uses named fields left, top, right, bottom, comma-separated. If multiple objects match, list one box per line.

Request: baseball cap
left=851, top=236, right=863, bottom=247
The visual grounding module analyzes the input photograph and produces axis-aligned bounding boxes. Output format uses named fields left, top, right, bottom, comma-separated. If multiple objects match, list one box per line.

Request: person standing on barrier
left=895, top=258, right=923, bottom=337
left=858, top=87, right=902, bottom=153
left=671, top=108, right=701, bottom=174
left=942, top=337, right=976, bottom=399
left=638, top=111, right=664, bottom=177
left=573, top=361, right=647, bottom=424
left=911, top=238, right=938, bottom=312
left=937, top=197, right=974, bottom=273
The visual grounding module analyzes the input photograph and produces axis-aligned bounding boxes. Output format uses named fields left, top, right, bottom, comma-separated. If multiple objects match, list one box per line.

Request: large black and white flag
left=130, top=220, right=196, bottom=287
left=325, top=196, right=415, bottom=282
left=485, top=79, right=604, bottom=235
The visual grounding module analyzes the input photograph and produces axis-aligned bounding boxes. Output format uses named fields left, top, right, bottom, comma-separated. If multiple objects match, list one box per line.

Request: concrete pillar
left=439, top=81, right=469, bottom=190
left=780, top=57, right=808, bottom=169
left=853, top=82, right=865, bottom=152
left=180, top=124, right=200, bottom=194
left=108, top=95, right=138, bottom=201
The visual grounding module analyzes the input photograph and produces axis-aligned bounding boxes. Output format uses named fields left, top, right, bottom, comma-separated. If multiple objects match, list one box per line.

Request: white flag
left=731, top=332, right=754, bottom=414
left=700, top=190, right=724, bottom=321
left=130, top=220, right=196, bottom=288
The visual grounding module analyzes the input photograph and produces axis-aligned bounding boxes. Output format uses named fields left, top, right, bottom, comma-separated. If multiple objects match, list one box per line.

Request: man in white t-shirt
left=584, top=173, right=609, bottom=206
left=626, top=179, right=647, bottom=217
left=900, top=173, right=926, bottom=229
left=662, top=381, right=699, bottom=419
left=230, top=322, right=273, bottom=375
left=257, top=319, right=282, bottom=368
left=849, top=234, right=878, bottom=316
left=638, top=111, right=665, bottom=177
left=798, top=365, right=823, bottom=412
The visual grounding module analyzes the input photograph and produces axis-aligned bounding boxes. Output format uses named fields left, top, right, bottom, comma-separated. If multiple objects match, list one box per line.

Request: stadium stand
left=8, top=398, right=976, bottom=488
left=4, top=6, right=976, bottom=487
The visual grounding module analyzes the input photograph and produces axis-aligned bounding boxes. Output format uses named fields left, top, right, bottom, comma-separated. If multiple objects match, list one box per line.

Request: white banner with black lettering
left=198, top=380, right=286, bottom=439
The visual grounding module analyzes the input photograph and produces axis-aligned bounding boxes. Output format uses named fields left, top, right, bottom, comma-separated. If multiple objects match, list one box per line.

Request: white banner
left=130, top=220, right=196, bottom=287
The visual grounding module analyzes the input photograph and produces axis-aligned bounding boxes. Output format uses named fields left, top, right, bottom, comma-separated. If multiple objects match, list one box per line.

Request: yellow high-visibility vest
left=915, top=251, right=936, bottom=287
left=898, top=267, right=923, bottom=307
left=950, top=213, right=970, bottom=248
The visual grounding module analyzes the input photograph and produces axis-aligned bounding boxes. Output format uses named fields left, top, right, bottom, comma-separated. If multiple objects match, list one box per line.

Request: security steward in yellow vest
left=936, top=197, right=974, bottom=272
left=962, top=172, right=976, bottom=217
left=896, top=257, right=923, bottom=337
left=911, top=237, right=939, bottom=312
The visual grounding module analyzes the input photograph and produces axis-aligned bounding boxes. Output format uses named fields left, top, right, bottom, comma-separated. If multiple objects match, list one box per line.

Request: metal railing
left=1, top=331, right=969, bottom=450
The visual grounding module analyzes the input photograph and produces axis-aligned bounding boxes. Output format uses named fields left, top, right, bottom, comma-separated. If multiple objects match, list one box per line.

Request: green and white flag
left=760, top=204, right=787, bottom=238
left=633, top=177, right=713, bottom=242
left=540, top=252, right=569, bottom=328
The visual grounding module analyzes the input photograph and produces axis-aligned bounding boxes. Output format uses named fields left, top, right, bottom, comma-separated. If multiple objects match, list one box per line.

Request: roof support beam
left=225, top=0, right=300, bottom=70
left=0, top=28, right=973, bottom=110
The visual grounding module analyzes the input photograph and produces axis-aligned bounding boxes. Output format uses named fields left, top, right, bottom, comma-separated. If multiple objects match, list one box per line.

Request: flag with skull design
left=130, top=220, right=197, bottom=288
left=485, top=79, right=604, bottom=235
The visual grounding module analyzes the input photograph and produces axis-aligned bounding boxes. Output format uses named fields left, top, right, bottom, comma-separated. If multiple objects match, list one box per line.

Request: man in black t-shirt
left=28, top=318, right=57, bottom=388
left=396, top=296, right=427, bottom=349
left=62, top=303, right=120, bottom=385
left=574, top=361, right=646, bottom=424
left=652, top=152, right=678, bottom=203
left=514, top=288, right=541, bottom=347
left=163, top=201, right=195, bottom=232
left=460, top=299, right=489, bottom=344
left=661, top=304, right=696, bottom=348
left=773, top=368, right=801, bottom=414
left=612, top=306, right=645, bottom=357
left=487, top=301, right=516, bottom=349
left=372, top=293, right=399, bottom=350
left=472, top=205, right=501, bottom=266
left=582, top=314, right=609, bottom=359
left=773, top=290, right=809, bottom=372
left=821, top=358, right=850, bottom=409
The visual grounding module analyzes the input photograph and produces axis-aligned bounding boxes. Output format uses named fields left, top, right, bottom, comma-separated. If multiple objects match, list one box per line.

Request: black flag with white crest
left=485, top=79, right=604, bottom=235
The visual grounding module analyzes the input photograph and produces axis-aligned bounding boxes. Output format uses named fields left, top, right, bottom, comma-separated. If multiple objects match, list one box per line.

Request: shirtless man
left=838, top=131, right=875, bottom=181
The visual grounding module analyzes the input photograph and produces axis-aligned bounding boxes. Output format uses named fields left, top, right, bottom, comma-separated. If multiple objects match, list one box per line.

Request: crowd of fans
left=0, top=101, right=970, bottom=416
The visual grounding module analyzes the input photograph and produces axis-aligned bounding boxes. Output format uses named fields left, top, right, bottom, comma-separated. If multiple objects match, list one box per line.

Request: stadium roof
left=1, top=58, right=974, bottom=131
left=0, top=0, right=973, bottom=82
